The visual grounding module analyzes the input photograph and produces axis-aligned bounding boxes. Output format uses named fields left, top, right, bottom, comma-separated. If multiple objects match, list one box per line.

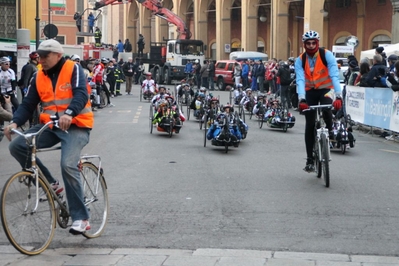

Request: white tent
left=360, top=43, right=399, bottom=62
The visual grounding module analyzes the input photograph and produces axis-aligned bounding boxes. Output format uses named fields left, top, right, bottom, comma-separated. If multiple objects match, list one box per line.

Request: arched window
left=372, top=35, right=391, bottom=48
left=335, top=36, right=346, bottom=45
left=258, top=41, right=265, bottom=53
left=211, top=43, right=216, bottom=60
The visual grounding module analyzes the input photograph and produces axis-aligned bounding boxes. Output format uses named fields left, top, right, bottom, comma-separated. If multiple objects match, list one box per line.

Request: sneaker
left=303, top=159, right=315, bottom=172
left=69, top=220, right=91, bottom=234
left=108, top=103, right=115, bottom=107
left=111, top=94, right=114, bottom=98
left=51, top=181, right=64, bottom=194
left=40, top=181, right=64, bottom=201
left=125, top=92, right=129, bottom=95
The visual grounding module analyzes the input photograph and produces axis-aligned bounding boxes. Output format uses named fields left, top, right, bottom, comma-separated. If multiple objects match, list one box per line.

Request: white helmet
left=71, top=54, right=80, bottom=61
left=0, top=56, right=10, bottom=64
left=302, top=30, right=320, bottom=42
left=195, top=59, right=199, bottom=63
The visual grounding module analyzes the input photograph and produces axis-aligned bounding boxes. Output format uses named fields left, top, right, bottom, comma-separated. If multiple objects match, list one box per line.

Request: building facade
left=2, top=0, right=399, bottom=60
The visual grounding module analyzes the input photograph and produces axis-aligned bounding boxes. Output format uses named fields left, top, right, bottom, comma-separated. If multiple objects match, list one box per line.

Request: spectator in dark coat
left=366, top=54, right=388, bottom=88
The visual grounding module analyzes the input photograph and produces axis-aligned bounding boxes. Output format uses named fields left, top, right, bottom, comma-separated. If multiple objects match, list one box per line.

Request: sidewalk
left=1, top=245, right=399, bottom=266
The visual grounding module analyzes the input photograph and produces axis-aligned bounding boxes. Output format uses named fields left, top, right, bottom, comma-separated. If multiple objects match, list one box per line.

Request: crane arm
left=94, top=0, right=191, bottom=39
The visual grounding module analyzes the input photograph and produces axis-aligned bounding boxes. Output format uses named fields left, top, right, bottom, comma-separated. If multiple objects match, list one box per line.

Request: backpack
left=302, top=48, right=328, bottom=69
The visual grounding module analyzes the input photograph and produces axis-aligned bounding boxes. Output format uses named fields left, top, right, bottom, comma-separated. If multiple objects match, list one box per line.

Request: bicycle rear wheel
left=321, top=134, right=330, bottom=187
left=81, top=162, right=109, bottom=239
left=1, top=172, right=56, bottom=255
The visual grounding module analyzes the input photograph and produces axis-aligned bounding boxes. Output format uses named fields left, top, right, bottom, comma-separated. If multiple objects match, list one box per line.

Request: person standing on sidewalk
left=207, top=60, right=215, bottom=91
left=122, top=57, right=135, bottom=95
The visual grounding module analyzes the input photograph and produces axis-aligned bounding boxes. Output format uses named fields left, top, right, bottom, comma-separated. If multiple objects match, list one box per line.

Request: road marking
left=379, top=149, right=399, bottom=154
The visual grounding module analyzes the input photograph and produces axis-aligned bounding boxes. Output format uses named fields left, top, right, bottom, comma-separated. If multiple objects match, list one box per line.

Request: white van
left=229, top=51, right=268, bottom=61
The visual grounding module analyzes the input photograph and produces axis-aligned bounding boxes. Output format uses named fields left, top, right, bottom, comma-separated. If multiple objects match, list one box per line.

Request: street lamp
left=259, top=16, right=267, bottom=22
left=35, top=0, right=40, bottom=49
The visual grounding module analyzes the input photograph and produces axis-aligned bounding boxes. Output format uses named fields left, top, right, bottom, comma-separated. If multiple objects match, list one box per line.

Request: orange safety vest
left=37, top=60, right=94, bottom=128
left=301, top=51, right=333, bottom=91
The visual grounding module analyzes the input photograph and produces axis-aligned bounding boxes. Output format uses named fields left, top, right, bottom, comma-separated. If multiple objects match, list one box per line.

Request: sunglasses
left=2, top=63, right=10, bottom=66
left=305, top=41, right=317, bottom=46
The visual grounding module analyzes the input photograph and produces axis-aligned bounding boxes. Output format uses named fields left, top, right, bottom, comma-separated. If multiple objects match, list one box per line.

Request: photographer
left=0, top=57, right=18, bottom=110
left=0, top=94, right=13, bottom=142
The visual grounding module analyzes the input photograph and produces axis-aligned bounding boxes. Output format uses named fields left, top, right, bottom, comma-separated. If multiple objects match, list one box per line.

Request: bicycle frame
left=309, top=104, right=332, bottom=162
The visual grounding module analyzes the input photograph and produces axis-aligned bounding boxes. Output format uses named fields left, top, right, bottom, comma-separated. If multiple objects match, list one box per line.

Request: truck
left=94, top=0, right=205, bottom=85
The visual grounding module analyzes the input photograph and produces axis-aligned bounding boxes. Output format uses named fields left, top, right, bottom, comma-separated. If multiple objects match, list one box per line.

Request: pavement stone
left=1, top=246, right=399, bottom=266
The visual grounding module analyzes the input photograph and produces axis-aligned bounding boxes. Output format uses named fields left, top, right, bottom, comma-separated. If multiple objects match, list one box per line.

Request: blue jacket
left=117, top=42, right=124, bottom=53
left=184, top=62, right=193, bottom=74
left=12, top=58, right=88, bottom=127
left=241, top=63, right=249, bottom=77
left=88, top=14, right=95, bottom=27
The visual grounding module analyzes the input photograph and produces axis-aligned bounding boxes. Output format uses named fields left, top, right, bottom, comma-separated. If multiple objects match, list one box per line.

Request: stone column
left=195, top=0, right=208, bottom=52
left=271, top=0, right=289, bottom=59
left=303, top=0, right=324, bottom=44
left=216, top=0, right=231, bottom=60
left=391, top=0, right=399, bottom=44
left=139, top=6, right=152, bottom=55
left=241, top=0, right=258, bottom=52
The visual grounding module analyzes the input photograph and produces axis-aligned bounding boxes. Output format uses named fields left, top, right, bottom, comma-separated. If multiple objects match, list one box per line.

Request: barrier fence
left=345, top=85, right=399, bottom=133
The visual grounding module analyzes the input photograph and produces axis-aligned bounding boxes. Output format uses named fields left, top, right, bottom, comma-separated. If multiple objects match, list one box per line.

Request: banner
left=346, top=85, right=399, bottom=132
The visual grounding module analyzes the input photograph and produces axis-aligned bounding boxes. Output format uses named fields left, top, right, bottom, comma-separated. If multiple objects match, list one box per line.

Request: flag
left=50, top=0, right=66, bottom=11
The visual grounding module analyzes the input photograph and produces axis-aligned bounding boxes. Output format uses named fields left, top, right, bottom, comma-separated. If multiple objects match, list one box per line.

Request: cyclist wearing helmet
left=0, top=56, right=18, bottom=110
left=240, top=88, right=254, bottom=111
left=177, top=83, right=194, bottom=103
left=151, top=85, right=171, bottom=109
left=206, top=104, right=242, bottom=147
left=19, top=52, right=39, bottom=99
left=295, top=30, right=342, bottom=172
left=152, top=94, right=183, bottom=134
left=232, top=83, right=245, bottom=105
left=141, top=72, right=157, bottom=99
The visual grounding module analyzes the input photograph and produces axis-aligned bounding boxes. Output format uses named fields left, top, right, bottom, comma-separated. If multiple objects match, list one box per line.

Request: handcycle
left=204, top=114, right=240, bottom=153
left=264, top=100, right=296, bottom=132
left=0, top=118, right=109, bottom=255
left=303, top=104, right=332, bottom=187
left=150, top=99, right=182, bottom=137
left=140, top=87, right=155, bottom=102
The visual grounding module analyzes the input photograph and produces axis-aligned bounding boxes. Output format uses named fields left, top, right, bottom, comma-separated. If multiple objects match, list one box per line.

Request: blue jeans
left=9, top=124, right=90, bottom=221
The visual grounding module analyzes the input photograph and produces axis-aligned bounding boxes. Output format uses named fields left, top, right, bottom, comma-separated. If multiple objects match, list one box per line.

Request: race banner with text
left=346, top=85, right=399, bottom=132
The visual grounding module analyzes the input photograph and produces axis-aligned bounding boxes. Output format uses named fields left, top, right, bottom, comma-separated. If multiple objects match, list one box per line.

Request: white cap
left=35, top=39, right=64, bottom=56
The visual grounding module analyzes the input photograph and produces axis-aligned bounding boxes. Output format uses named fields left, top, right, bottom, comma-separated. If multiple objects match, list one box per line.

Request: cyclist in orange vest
left=295, top=30, right=343, bottom=172
left=4, top=39, right=94, bottom=235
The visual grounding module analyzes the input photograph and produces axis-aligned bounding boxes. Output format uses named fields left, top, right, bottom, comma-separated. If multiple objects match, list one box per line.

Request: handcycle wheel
left=168, top=116, right=174, bottom=138
left=239, top=106, right=246, bottom=123
left=1, top=172, right=56, bottom=255
left=321, top=134, right=330, bottom=187
left=99, top=90, right=108, bottom=108
left=186, top=104, right=191, bottom=120
left=258, top=108, right=265, bottom=129
left=81, top=162, right=109, bottom=238
left=149, top=105, right=154, bottom=134
left=199, top=109, right=204, bottom=130
left=203, top=113, right=207, bottom=147
left=249, top=104, right=254, bottom=120
left=340, top=141, right=346, bottom=154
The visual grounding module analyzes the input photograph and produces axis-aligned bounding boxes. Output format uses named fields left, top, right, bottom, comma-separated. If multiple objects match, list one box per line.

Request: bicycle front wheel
left=81, top=162, right=109, bottom=239
left=321, top=134, right=330, bottom=187
left=1, top=172, right=56, bottom=255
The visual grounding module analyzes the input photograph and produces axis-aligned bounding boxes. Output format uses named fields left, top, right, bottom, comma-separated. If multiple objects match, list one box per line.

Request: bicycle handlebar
left=302, top=104, right=332, bottom=112
left=11, top=116, right=64, bottom=140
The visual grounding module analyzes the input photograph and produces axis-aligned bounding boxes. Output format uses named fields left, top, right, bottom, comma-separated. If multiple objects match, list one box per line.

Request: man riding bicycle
left=4, top=39, right=94, bottom=235
left=295, top=30, right=343, bottom=172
